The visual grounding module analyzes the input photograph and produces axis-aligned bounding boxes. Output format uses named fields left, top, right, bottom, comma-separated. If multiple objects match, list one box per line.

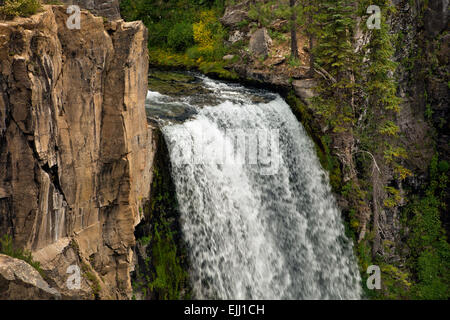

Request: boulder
left=220, top=7, right=248, bottom=28
left=292, top=79, right=317, bottom=104
left=0, top=254, right=61, bottom=300
left=249, top=28, right=272, bottom=58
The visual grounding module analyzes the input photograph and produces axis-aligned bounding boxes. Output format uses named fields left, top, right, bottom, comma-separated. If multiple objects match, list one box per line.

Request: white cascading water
left=147, top=75, right=362, bottom=300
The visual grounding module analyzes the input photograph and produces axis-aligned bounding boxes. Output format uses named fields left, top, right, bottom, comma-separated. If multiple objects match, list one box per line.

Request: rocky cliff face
left=0, top=6, right=154, bottom=299
left=59, top=0, right=121, bottom=20
left=0, top=254, right=61, bottom=299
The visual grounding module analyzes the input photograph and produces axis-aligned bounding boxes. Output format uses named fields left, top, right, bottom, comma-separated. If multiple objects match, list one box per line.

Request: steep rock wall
left=0, top=6, right=154, bottom=299
left=59, top=0, right=121, bottom=21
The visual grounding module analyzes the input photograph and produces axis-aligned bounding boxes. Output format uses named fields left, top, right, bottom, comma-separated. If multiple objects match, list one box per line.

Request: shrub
left=167, top=22, right=194, bottom=52
left=401, top=154, right=450, bottom=299
left=0, top=234, right=44, bottom=277
left=0, top=0, right=41, bottom=19
left=186, top=46, right=203, bottom=60
left=192, top=10, right=226, bottom=60
left=193, top=11, right=216, bottom=47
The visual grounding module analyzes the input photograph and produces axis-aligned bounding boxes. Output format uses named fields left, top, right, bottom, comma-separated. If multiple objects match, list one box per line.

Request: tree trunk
left=306, top=1, right=315, bottom=77
left=290, top=0, right=299, bottom=59
left=307, top=31, right=314, bottom=77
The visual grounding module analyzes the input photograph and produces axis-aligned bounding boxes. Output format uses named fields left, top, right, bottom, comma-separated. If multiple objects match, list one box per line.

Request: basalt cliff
left=0, top=6, right=155, bottom=299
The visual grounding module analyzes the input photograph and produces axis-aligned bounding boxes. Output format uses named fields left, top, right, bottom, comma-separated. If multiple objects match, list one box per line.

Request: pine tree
left=312, top=0, right=357, bottom=131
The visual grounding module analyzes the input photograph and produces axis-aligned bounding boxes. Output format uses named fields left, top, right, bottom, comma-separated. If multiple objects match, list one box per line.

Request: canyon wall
left=59, top=0, right=121, bottom=21
left=0, top=6, right=154, bottom=299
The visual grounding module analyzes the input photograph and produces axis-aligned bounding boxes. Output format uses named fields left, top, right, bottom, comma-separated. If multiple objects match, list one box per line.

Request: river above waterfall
left=146, top=71, right=362, bottom=300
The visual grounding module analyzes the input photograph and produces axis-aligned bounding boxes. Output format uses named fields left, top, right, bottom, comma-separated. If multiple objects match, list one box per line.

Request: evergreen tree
left=312, top=0, right=357, bottom=131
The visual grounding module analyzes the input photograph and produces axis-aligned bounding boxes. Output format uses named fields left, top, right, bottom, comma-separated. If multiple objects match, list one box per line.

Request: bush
left=167, top=22, right=194, bottom=52
left=401, top=154, right=450, bottom=299
left=0, top=234, right=44, bottom=277
left=0, top=0, right=41, bottom=19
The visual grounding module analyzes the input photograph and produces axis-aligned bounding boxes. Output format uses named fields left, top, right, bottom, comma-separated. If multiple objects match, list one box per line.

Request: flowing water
left=146, top=73, right=362, bottom=299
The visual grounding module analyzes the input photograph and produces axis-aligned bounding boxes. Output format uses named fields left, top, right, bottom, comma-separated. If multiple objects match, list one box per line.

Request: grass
left=0, top=234, right=44, bottom=277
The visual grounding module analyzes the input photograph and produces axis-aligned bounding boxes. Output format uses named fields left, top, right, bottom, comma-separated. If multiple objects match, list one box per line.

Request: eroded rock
left=220, top=4, right=248, bottom=29
left=59, top=0, right=121, bottom=21
left=0, top=6, right=154, bottom=299
left=0, top=254, right=61, bottom=299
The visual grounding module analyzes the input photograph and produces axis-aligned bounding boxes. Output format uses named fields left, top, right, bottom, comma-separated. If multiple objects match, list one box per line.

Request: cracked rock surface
left=0, top=6, right=155, bottom=299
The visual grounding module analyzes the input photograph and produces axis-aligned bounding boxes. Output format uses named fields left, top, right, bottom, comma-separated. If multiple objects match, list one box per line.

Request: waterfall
left=148, top=74, right=362, bottom=300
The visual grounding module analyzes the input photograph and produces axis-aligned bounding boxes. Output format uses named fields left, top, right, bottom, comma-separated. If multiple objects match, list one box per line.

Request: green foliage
left=310, top=0, right=358, bottom=133
left=425, top=103, right=433, bottom=120
left=167, top=22, right=194, bottom=52
left=146, top=222, right=188, bottom=300
left=383, top=186, right=402, bottom=208
left=379, top=121, right=400, bottom=136
left=314, top=0, right=356, bottom=77
left=401, top=154, right=450, bottom=299
left=82, top=266, right=101, bottom=298
left=383, top=144, right=408, bottom=163
left=287, top=55, right=302, bottom=67
left=121, top=0, right=228, bottom=74
left=286, top=91, right=343, bottom=192
left=363, top=2, right=402, bottom=113
left=377, top=263, right=412, bottom=299
left=133, top=134, right=190, bottom=300
left=0, top=0, right=41, bottom=18
left=268, top=29, right=287, bottom=42
left=358, top=0, right=406, bottom=182
left=248, top=0, right=290, bottom=28
left=0, top=234, right=44, bottom=277
left=438, top=160, right=449, bottom=173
